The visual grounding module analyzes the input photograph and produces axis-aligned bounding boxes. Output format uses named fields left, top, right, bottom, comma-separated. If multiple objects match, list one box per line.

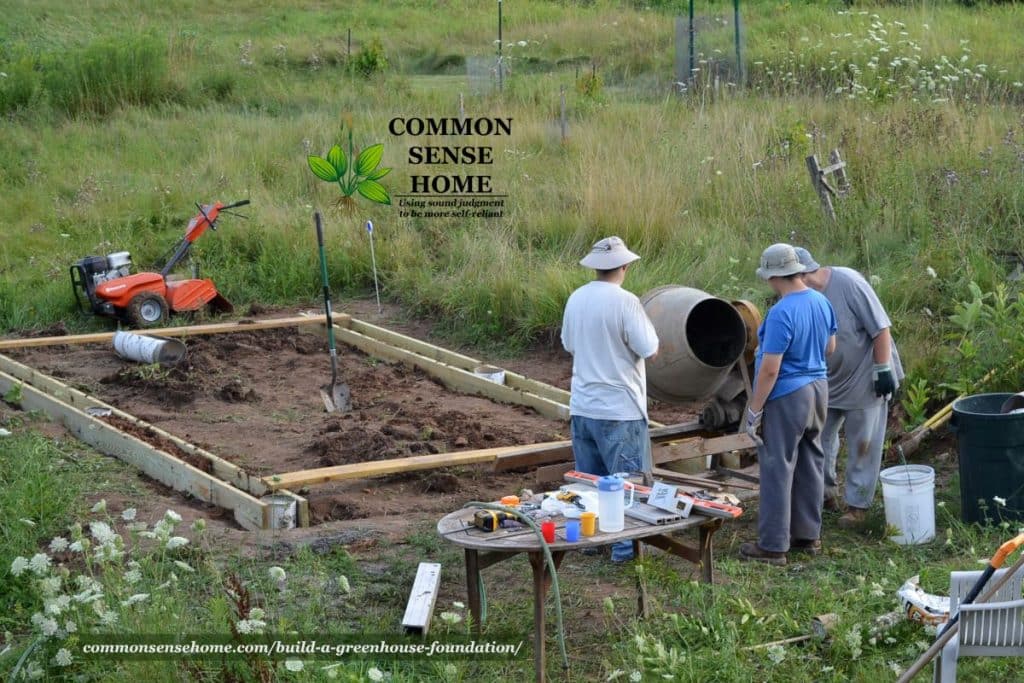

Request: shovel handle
left=314, top=212, right=337, bottom=354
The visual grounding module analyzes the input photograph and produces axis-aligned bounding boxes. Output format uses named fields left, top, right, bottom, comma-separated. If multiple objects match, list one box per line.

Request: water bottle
left=597, top=474, right=635, bottom=533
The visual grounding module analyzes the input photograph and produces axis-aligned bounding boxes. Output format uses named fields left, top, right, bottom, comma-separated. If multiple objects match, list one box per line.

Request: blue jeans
left=570, top=416, right=651, bottom=561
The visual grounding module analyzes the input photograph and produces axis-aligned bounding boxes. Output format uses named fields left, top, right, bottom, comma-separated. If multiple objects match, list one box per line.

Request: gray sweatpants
left=758, top=380, right=828, bottom=553
left=822, top=400, right=889, bottom=510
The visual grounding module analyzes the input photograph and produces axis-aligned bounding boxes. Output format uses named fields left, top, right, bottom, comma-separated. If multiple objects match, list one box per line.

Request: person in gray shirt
left=795, top=248, right=904, bottom=529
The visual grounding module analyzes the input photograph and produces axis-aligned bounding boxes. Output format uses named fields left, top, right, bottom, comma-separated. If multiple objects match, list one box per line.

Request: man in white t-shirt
left=561, top=236, right=659, bottom=562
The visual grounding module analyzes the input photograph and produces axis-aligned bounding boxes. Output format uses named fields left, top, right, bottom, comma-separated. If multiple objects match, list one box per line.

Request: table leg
left=633, top=540, right=650, bottom=618
left=698, top=520, right=724, bottom=584
left=528, top=550, right=566, bottom=683
left=465, top=549, right=482, bottom=634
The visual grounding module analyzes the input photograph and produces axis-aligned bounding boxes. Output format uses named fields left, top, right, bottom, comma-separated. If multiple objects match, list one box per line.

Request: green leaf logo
left=355, top=144, right=385, bottom=176
left=308, top=129, right=391, bottom=207
left=308, top=156, right=339, bottom=182
left=326, top=145, right=347, bottom=176
left=357, top=179, right=391, bottom=205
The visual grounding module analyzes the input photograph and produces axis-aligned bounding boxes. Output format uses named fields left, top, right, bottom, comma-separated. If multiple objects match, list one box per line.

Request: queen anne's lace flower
left=29, top=553, right=51, bottom=576
left=121, top=593, right=150, bottom=607
left=90, top=522, right=117, bottom=544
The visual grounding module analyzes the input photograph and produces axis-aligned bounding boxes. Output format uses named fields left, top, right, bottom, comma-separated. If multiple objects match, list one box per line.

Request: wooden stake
left=806, top=154, right=836, bottom=221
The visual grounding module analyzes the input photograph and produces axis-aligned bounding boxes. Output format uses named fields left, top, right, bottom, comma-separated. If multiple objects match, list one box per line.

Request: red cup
left=541, top=520, right=556, bottom=543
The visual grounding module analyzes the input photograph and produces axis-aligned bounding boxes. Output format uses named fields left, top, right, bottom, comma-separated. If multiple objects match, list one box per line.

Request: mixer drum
left=641, top=285, right=749, bottom=404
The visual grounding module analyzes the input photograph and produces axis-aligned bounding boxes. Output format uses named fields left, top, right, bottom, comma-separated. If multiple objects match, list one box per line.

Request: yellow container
left=580, top=511, right=597, bottom=536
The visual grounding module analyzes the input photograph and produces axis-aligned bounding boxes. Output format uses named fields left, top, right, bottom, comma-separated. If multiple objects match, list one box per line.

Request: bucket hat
left=793, top=247, right=820, bottom=273
left=580, top=236, right=641, bottom=270
left=756, top=243, right=806, bottom=280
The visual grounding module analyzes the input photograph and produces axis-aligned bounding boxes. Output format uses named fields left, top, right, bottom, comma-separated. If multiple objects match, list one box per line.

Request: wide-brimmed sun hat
left=793, top=247, right=820, bottom=273
left=756, top=243, right=806, bottom=280
left=579, top=236, right=641, bottom=270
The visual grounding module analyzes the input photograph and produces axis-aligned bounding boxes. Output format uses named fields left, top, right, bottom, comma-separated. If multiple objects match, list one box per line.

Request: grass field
left=3, top=0, right=1024, bottom=680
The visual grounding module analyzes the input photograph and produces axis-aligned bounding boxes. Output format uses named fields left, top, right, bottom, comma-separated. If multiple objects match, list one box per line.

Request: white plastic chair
left=933, top=565, right=1024, bottom=682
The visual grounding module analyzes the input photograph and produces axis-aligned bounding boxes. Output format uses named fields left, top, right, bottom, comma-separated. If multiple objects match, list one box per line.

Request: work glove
left=873, top=363, right=896, bottom=400
left=744, top=407, right=764, bottom=446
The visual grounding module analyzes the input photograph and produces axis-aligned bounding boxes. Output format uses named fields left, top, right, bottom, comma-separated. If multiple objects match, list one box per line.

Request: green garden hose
left=463, top=502, right=569, bottom=670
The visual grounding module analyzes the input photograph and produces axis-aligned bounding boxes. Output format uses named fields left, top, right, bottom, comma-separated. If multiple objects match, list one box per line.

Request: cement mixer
left=641, top=285, right=761, bottom=430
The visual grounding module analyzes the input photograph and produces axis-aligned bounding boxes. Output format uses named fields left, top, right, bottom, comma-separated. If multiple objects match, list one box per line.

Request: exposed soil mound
left=309, top=495, right=370, bottom=523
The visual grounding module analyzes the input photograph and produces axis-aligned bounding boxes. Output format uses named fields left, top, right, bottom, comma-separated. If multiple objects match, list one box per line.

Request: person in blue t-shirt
left=739, top=243, right=838, bottom=566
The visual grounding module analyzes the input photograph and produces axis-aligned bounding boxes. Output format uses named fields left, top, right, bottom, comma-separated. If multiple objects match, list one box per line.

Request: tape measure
left=472, top=509, right=517, bottom=532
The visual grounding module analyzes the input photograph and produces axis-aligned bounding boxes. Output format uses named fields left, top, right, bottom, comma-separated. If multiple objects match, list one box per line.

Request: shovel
left=314, top=211, right=352, bottom=413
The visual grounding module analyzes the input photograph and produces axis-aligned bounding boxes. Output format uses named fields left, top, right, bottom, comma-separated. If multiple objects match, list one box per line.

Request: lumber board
left=344, top=316, right=667, bottom=426
left=345, top=318, right=574, bottom=407
left=262, top=449, right=504, bottom=490
left=492, top=421, right=711, bottom=472
left=0, top=353, right=258, bottom=492
left=347, top=319, right=481, bottom=369
left=0, top=352, right=310, bottom=526
left=652, top=433, right=757, bottom=466
left=401, top=562, right=442, bottom=636
left=492, top=442, right=575, bottom=471
left=536, top=461, right=574, bottom=485
left=0, top=370, right=269, bottom=531
left=647, top=421, right=713, bottom=440
left=0, top=354, right=314, bottom=526
left=0, top=314, right=337, bottom=351
left=266, top=440, right=576, bottom=489
left=331, top=326, right=571, bottom=420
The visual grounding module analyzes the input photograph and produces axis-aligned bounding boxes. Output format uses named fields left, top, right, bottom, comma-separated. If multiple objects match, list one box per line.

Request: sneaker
left=837, top=507, right=868, bottom=530
left=790, top=539, right=822, bottom=556
left=739, top=542, right=787, bottom=566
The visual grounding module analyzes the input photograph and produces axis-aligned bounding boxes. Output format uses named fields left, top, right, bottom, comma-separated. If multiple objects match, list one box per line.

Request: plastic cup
left=541, top=520, right=556, bottom=543
left=580, top=511, right=597, bottom=536
left=565, top=519, right=581, bottom=542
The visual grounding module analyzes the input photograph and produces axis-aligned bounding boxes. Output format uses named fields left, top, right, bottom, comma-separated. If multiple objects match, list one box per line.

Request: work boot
left=837, top=507, right=868, bottom=530
left=789, top=539, right=822, bottom=556
left=739, top=542, right=787, bottom=566
left=823, top=494, right=843, bottom=512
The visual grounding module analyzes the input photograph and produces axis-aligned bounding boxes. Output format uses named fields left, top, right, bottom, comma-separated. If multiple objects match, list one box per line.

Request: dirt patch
left=309, top=495, right=371, bottom=524
left=309, top=405, right=551, bottom=467
left=98, top=349, right=220, bottom=408
left=219, top=379, right=259, bottom=403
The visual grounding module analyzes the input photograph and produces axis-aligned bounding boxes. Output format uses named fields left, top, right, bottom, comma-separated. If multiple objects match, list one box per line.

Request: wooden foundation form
left=1, top=313, right=758, bottom=529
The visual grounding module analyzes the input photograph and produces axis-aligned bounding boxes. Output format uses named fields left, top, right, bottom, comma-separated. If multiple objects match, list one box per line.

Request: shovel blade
left=320, top=382, right=352, bottom=413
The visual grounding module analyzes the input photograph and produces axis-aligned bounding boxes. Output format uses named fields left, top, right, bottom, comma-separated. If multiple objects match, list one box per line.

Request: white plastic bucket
left=113, top=331, right=186, bottom=366
left=261, top=495, right=297, bottom=530
left=879, top=465, right=936, bottom=545
left=473, top=365, right=506, bottom=385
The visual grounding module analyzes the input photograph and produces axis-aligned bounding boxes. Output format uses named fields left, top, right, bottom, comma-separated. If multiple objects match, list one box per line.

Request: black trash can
left=951, top=393, right=1024, bottom=524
